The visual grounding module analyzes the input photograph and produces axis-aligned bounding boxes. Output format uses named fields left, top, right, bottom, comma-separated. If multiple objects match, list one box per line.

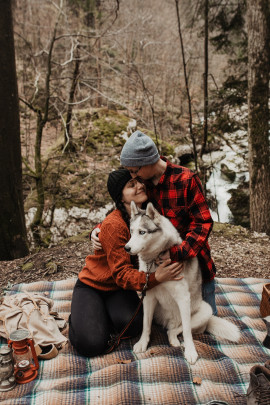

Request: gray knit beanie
left=120, top=130, right=160, bottom=167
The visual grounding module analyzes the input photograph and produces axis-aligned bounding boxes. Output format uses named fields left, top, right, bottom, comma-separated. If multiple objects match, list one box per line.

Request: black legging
left=69, top=279, right=143, bottom=357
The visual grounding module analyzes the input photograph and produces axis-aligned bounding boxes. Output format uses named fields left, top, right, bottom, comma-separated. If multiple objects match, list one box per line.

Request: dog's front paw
left=184, top=348, right=198, bottom=364
left=168, top=335, right=181, bottom=347
left=133, top=339, right=148, bottom=353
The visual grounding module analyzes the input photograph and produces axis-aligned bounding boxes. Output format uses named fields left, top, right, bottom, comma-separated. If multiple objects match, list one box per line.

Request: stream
left=205, top=149, right=249, bottom=223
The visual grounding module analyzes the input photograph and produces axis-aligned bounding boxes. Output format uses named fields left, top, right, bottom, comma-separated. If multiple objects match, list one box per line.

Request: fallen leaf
left=116, top=359, right=132, bottom=364
left=193, top=376, right=202, bottom=385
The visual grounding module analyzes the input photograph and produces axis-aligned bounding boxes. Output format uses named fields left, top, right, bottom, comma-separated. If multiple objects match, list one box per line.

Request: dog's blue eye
left=139, top=230, right=146, bottom=235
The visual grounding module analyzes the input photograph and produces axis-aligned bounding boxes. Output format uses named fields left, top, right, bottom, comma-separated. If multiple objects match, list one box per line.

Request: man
left=92, top=130, right=217, bottom=314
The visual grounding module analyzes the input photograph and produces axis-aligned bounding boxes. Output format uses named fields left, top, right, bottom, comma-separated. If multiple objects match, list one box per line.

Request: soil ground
left=1, top=222, right=270, bottom=298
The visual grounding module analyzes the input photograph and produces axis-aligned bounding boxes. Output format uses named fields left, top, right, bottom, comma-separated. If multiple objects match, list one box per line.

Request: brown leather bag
left=260, top=284, right=270, bottom=317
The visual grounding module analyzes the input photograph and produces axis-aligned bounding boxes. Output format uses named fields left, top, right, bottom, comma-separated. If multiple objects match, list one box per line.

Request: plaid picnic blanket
left=0, top=277, right=269, bottom=405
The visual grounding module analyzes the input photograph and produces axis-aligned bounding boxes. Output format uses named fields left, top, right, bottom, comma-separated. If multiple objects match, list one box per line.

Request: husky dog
left=125, top=201, right=240, bottom=364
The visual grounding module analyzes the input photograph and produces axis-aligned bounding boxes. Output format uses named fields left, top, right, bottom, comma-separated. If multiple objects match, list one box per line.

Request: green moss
left=94, top=117, right=127, bottom=138
left=42, top=230, right=52, bottom=247
left=136, top=128, right=175, bottom=157
left=45, top=261, right=58, bottom=274
left=21, top=262, right=34, bottom=271
left=60, top=230, right=90, bottom=245
left=160, top=141, right=175, bottom=156
left=185, top=161, right=196, bottom=171
left=76, top=109, right=130, bottom=153
left=212, top=222, right=249, bottom=240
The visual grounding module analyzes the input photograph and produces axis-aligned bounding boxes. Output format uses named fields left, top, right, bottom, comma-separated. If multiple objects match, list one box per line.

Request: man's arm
left=91, top=227, right=101, bottom=250
left=170, top=174, right=213, bottom=262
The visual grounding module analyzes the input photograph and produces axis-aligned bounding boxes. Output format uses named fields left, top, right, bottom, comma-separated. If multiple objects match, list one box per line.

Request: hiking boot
left=246, top=365, right=270, bottom=404
left=263, top=316, right=270, bottom=349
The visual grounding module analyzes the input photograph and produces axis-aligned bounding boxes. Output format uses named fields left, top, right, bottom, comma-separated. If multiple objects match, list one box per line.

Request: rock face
left=228, top=181, right=250, bottom=228
left=220, top=163, right=236, bottom=182
left=25, top=203, right=114, bottom=247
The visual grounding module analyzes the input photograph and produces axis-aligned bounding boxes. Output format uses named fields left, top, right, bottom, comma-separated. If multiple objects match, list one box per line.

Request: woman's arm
left=99, top=220, right=183, bottom=291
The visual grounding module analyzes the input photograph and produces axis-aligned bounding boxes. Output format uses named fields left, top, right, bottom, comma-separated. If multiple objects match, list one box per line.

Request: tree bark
left=201, top=0, right=209, bottom=157
left=95, top=0, right=102, bottom=107
left=247, top=0, right=270, bottom=234
left=0, top=0, right=29, bottom=259
left=175, top=0, right=198, bottom=171
left=65, top=45, right=81, bottom=148
left=30, top=109, right=45, bottom=246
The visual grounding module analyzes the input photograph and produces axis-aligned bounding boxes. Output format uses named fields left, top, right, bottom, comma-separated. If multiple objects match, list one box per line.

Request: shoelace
left=236, top=386, right=270, bottom=405
left=255, top=385, right=270, bottom=405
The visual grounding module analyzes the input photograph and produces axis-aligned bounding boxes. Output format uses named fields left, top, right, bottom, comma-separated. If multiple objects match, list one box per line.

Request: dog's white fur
left=125, top=201, right=240, bottom=364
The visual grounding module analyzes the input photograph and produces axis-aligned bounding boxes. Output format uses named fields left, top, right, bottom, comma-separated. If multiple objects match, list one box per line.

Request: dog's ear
left=130, top=200, right=139, bottom=219
left=146, top=202, right=161, bottom=223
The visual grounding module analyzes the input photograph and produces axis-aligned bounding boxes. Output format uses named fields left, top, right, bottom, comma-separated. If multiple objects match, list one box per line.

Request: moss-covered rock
left=60, top=230, right=90, bottom=245
left=212, top=221, right=249, bottom=240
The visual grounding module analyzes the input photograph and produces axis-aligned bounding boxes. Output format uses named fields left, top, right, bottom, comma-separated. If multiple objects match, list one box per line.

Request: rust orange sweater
left=79, top=209, right=160, bottom=291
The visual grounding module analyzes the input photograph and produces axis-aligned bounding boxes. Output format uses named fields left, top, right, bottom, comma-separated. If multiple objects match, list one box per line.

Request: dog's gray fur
left=125, top=201, right=240, bottom=364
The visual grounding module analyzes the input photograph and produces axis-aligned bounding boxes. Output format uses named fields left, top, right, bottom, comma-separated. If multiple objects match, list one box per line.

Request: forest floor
left=1, top=222, right=270, bottom=298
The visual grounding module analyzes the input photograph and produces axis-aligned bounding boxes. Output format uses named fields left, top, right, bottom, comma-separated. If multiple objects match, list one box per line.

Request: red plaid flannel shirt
left=146, top=157, right=216, bottom=282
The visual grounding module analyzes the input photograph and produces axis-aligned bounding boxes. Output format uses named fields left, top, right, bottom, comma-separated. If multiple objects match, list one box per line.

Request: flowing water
left=206, top=155, right=249, bottom=223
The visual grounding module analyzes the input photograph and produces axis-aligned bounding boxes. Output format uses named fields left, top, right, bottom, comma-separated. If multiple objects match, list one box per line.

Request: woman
left=69, top=169, right=183, bottom=357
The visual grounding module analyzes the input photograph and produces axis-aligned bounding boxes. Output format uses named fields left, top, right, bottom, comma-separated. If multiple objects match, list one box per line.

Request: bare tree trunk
left=0, top=0, right=29, bottom=259
left=201, top=0, right=209, bottom=157
left=29, top=15, right=60, bottom=245
left=64, top=45, right=81, bottom=150
left=96, top=37, right=102, bottom=107
left=175, top=0, right=198, bottom=172
left=247, top=0, right=270, bottom=235
left=30, top=110, right=45, bottom=245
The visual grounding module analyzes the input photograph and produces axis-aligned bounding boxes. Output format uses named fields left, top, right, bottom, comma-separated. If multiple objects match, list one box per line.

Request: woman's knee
left=69, top=323, right=109, bottom=357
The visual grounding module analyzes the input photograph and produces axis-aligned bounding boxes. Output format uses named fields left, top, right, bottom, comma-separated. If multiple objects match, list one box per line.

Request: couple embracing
left=69, top=130, right=217, bottom=357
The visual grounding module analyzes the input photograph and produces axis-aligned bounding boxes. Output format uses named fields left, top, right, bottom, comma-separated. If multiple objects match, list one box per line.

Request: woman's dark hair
left=116, top=199, right=130, bottom=228
left=116, top=198, right=142, bottom=270
left=116, top=198, right=147, bottom=229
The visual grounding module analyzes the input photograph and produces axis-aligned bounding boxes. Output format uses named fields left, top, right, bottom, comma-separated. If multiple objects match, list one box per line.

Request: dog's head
left=124, top=201, right=162, bottom=256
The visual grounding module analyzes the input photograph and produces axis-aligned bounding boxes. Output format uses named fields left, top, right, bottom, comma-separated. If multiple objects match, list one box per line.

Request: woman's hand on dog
left=155, top=259, right=184, bottom=283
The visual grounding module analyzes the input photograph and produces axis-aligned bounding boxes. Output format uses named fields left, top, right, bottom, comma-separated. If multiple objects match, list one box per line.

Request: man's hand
left=91, top=228, right=102, bottom=250
left=155, top=259, right=184, bottom=283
